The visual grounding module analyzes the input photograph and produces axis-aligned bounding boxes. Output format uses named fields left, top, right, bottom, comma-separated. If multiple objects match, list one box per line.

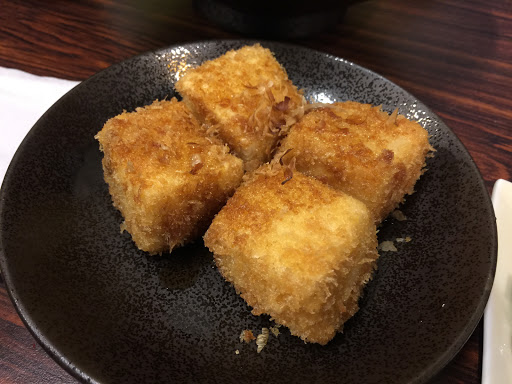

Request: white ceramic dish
left=483, top=179, right=512, bottom=384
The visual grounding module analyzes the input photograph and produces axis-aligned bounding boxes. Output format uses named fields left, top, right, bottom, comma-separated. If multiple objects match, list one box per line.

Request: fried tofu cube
left=176, top=44, right=305, bottom=171
left=95, top=99, right=244, bottom=254
left=278, top=102, right=433, bottom=223
left=204, top=165, right=379, bottom=345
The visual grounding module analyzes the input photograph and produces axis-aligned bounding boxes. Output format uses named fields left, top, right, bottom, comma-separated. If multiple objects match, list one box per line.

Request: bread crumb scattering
left=396, top=236, right=412, bottom=243
left=239, top=329, right=256, bottom=343
left=270, top=326, right=280, bottom=337
left=378, top=241, right=398, bottom=252
left=235, top=349, right=240, bottom=355
left=256, top=328, right=270, bottom=353
left=391, top=209, right=407, bottom=221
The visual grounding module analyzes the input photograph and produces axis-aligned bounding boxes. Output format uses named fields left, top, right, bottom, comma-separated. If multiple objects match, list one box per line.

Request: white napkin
left=0, top=67, right=79, bottom=184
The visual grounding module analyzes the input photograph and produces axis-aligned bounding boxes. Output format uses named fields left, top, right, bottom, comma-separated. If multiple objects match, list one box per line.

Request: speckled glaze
left=0, top=41, right=497, bottom=384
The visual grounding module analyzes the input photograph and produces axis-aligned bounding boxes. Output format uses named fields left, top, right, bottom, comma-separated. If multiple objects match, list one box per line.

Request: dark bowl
left=194, top=0, right=349, bottom=38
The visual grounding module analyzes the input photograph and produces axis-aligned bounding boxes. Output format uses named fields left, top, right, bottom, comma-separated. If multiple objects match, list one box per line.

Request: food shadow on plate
left=149, top=241, right=213, bottom=291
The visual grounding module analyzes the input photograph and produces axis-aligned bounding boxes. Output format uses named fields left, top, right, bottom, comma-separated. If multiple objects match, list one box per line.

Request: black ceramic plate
left=0, top=41, right=496, bottom=384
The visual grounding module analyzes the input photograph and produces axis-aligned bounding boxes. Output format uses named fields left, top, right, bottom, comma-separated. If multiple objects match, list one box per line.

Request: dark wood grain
left=0, top=0, right=510, bottom=383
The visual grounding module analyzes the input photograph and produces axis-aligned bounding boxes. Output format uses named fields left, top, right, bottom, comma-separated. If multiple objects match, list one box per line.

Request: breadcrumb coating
left=204, top=165, right=379, bottom=344
left=278, top=101, right=433, bottom=223
left=96, top=45, right=432, bottom=346
left=176, top=44, right=306, bottom=171
left=96, top=99, right=244, bottom=254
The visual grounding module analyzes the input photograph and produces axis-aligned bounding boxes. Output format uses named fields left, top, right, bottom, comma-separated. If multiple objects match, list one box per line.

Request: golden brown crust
left=95, top=99, right=244, bottom=254
left=95, top=46, right=431, bottom=344
left=176, top=44, right=306, bottom=171
left=204, top=165, right=379, bottom=344
left=278, top=101, right=433, bottom=223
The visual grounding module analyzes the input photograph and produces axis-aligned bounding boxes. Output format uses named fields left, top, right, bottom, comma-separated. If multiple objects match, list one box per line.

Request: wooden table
left=0, top=0, right=510, bottom=383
